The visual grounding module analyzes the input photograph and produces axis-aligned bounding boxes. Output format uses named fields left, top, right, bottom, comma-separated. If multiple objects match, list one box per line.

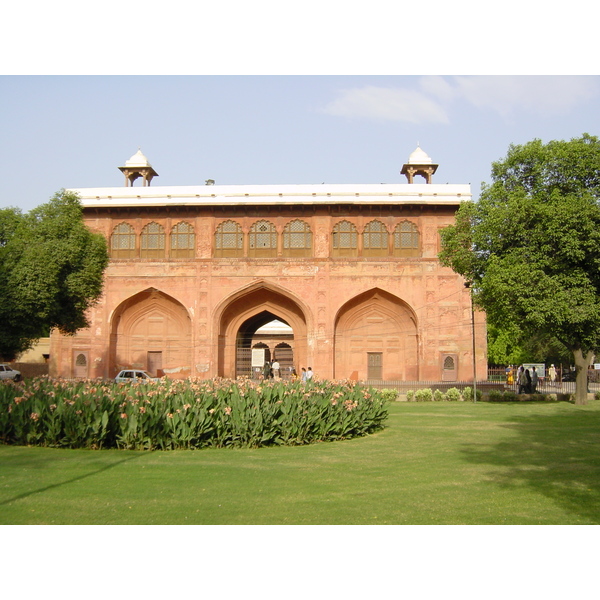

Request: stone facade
left=49, top=150, right=486, bottom=382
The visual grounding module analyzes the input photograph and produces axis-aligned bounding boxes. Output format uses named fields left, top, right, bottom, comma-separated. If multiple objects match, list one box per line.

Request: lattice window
left=443, top=355, right=455, bottom=370
left=282, top=219, right=312, bottom=257
left=363, top=220, right=389, bottom=256
left=110, top=222, right=136, bottom=259
left=332, top=220, right=358, bottom=257
left=393, top=221, right=420, bottom=257
left=140, top=222, right=165, bottom=259
left=363, top=220, right=388, bottom=248
left=215, top=220, right=243, bottom=257
left=249, top=220, right=277, bottom=257
left=170, top=221, right=195, bottom=258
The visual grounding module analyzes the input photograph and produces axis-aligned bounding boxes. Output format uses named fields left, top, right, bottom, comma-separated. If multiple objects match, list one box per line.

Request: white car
left=114, top=369, right=159, bottom=383
left=0, top=364, right=22, bottom=381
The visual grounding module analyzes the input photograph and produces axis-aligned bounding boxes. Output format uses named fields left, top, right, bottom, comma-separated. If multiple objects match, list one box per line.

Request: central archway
left=216, top=281, right=311, bottom=379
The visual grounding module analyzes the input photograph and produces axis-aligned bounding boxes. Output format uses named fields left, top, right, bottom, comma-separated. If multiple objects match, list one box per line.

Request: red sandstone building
left=49, top=147, right=487, bottom=382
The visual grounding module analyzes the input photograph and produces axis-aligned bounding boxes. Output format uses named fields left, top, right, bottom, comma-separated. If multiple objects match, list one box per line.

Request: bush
left=380, top=389, right=399, bottom=402
left=433, top=389, right=444, bottom=402
left=0, top=377, right=389, bottom=450
left=406, top=390, right=415, bottom=402
left=414, top=389, right=433, bottom=402
left=445, top=387, right=462, bottom=402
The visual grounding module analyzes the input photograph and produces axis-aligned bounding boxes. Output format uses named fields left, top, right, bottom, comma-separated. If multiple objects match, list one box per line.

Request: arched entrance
left=109, top=288, right=192, bottom=377
left=334, top=288, right=419, bottom=381
left=216, top=282, right=310, bottom=379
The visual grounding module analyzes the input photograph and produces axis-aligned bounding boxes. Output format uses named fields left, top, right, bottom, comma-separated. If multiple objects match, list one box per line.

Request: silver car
left=0, top=364, right=22, bottom=382
left=114, top=369, right=159, bottom=383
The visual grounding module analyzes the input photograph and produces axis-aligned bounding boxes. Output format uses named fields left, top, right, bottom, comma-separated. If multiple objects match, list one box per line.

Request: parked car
left=114, top=369, right=159, bottom=383
left=0, top=364, right=22, bottom=381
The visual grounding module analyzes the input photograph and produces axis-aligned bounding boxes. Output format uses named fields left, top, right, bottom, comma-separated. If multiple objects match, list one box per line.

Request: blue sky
left=1, top=75, right=599, bottom=212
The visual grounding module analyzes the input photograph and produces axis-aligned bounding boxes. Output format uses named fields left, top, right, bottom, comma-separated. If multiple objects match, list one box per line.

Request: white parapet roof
left=69, top=182, right=471, bottom=208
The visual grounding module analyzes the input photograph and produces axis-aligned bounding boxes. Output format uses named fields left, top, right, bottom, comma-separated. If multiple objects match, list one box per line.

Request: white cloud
left=451, top=75, right=599, bottom=117
left=320, top=85, right=449, bottom=124
left=321, top=76, right=599, bottom=124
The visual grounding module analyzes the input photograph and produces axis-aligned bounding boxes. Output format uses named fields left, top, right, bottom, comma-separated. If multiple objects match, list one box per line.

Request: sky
left=2, top=1, right=599, bottom=214
left=1, top=74, right=599, bottom=212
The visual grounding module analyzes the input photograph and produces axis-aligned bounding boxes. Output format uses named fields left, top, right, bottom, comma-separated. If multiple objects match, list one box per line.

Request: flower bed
left=0, top=377, right=388, bottom=450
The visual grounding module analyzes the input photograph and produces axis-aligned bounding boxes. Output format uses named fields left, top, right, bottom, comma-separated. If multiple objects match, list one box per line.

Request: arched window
left=110, top=222, right=136, bottom=259
left=363, top=220, right=389, bottom=257
left=393, top=221, right=420, bottom=257
left=140, top=222, right=165, bottom=259
left=249, top=220, right=277, bottom=258
left=332, top=220, right=358, bottom=258
left=282, top=219, right=312, bottom=257
left=170, top=221, right=195, bottom=258
left=215, top=220, right=243, bottom=258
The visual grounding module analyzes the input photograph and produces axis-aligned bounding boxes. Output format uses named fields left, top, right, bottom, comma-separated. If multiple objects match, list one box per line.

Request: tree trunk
left=572, top=348, right=594, bottom=405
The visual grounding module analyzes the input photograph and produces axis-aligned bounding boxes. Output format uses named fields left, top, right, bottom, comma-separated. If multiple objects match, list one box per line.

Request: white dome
left=125, top=149, right=152, bottom=168
left=407, top=146, right=433, bottom=165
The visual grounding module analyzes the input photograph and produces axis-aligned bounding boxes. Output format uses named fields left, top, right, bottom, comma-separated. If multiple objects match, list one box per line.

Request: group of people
left=262, top=361, right=313, bottom=382
left=506, top=364, right=558, bottom=393
left=516, top=365, right=539, bottom=394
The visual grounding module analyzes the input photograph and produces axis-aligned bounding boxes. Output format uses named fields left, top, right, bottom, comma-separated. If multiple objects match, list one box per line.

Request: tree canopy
left=439, top=134, right=600, bottom=404
left=0, top=190, right=109, bottom=361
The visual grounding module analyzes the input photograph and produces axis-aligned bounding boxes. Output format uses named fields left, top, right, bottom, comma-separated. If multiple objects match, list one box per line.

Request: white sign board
left=252, top=348, right=266, bottom=368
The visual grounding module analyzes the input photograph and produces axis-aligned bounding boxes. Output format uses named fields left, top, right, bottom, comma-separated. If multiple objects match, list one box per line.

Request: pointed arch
left=109, top=288, right=192, bottom=377
left=334, top=288, right=419, bottom=381
left=214, top=280, right=312, bottom=378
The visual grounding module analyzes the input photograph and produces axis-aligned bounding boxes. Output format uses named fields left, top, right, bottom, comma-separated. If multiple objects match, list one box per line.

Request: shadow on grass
left=0, top=452, right=142, bottom=507
left=461, top=405, right=600, bottom=523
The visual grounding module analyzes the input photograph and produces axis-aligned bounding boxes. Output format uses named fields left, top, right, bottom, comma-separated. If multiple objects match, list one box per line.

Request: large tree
left=0, top=190, right=109, bottom=361
left=439, top=134, right=600, bottom=404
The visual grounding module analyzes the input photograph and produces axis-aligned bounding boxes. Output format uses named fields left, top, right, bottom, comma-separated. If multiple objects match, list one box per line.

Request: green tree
left=0, top=190, right=109, bottom=361
left=439, top=134, right=600, bottom=404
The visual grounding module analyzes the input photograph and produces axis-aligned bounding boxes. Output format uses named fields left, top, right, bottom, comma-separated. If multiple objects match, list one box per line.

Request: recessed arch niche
left=109, top=288, right=192, bottom=377
left=334, top=288, right=419, bottom=381
left=216, top=282, right=310, bottom=379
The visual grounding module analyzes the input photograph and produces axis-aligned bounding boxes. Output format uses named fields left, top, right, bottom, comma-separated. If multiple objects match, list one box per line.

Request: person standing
left=525, top=368, right=532, bottom=393
left=301, top=367, right=307, bottom=382
left=531, top=366, right=539, bottom=393
left=548, top=364, right=557, bottom=387
left=305, top=367, right=314, bottom=381
left=263, top=361, right=272, bottom=380
left=272, top=359, right=280, bottom=380
left=517, top=366, right=527, bottom=394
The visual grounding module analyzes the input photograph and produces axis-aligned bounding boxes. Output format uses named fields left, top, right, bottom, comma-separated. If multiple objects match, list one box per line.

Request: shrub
left=414, top=389, right=433, bottom=402
left=0, top=377, right=388, bottom=450
left=433, top=389, right=444, bottom=402
left=406, top=390, right=415, bottom=402
left=445, top=387, right=462, bottom=402
left=380, top=389, right=399, bottom=402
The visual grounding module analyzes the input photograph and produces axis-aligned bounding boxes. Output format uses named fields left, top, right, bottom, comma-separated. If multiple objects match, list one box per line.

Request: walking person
left=301, top=367, right=307, bottom=382
left=548, top=364, right=557, bottom=387
left=305, top=367, right=314, bottom=381
left=525, top=368, right=532, bottom=394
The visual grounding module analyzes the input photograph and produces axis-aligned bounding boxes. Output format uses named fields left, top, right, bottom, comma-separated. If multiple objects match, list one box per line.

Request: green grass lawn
left=2, top=399, right=600, bottom=524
